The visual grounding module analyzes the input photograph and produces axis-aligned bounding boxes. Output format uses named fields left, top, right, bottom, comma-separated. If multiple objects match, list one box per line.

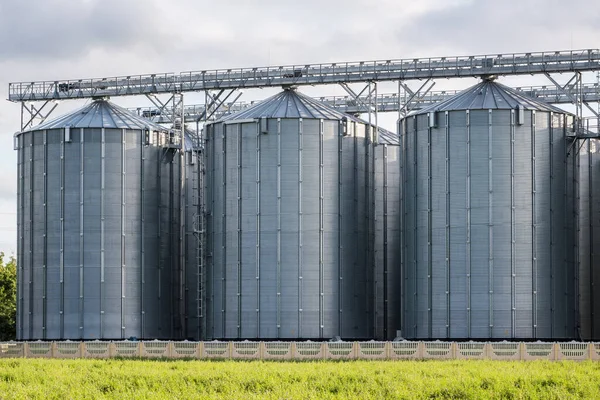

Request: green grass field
left=0, top=359, right=599, bottom=399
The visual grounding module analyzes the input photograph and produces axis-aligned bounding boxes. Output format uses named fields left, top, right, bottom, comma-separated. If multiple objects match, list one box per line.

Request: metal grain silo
left=400, top=78, right=577, bottom=340
left=15, top=100, right=183, bottom=340
left=578, top=136, right=600, bottom=341
left=205, top=88, right=374, bottom=340
left=373, top=130, right=402, bottom=340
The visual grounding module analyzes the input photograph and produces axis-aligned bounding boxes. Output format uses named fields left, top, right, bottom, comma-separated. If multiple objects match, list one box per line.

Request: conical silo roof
left=413, top=79, right=567, bottom=115
left=219, top=88, right=361, bottom=121
left=24, top=99, right=169, bottom=132
left=218, top=87, right=399, bottom=142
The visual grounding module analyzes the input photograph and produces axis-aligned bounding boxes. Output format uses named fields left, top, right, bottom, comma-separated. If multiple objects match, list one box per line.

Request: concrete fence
left=1, top=341, right=599, bottom=361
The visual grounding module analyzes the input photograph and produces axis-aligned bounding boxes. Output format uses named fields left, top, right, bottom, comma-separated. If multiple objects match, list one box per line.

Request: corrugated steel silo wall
left=401, top=110, right=577, bottom=340
left=184, top=149, right=201, bottom=340
left=374, top=143, right=401, bottom=340
left=205, top=118, right=373, bottom=339
left=16, top=128, right=182, bottom=340
left=578, top=138, right=600, bottom=341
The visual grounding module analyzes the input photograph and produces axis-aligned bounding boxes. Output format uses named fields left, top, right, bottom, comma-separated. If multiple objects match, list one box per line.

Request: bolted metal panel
left=205, top=89, right=375, bottom=340
left=401, top=81, right=577, bottom=340
left=16, top=101, right=182, bottom=340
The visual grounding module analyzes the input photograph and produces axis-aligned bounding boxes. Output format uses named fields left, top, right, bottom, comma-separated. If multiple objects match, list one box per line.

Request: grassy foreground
left=0, top=359, right=599, bottom=399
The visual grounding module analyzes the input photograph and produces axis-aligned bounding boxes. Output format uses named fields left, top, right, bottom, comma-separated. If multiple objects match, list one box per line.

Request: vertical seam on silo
left=549, top=113, right=555, bottom=338
left=488, top=109, right=494, bottom=338
left=156, top=132, right=162, bottom=336
left=510, top=110, right=516, bottom=339
left=169, top=145, right=175, bottom=338
left=180, top=130, right=187, bottom=340
left=588, top=138, right=594, bottom=339
left=445, top=111, right=450, bottom=339
left=221, top=125, right=227, bottom=338
left=140, top=131, right=145, bottom=339
left=100, top=128, right=105, bottom=338
left=277, top=118, right=282, bottom=339
left=17, top=133, right=23, bottom=339
left=121, top=129, right=126, bottom=340
left=383, top=144, right=389, bottom=340
left=413, top=116, right=418, bottom=338
left=532, top=110, right=538, bottom=338
left=237, top=124, right=242, bottom=339
left=43, top=131, right=48, bottom=339
left=366, top=124, right=372, bottom=337
left=353, top=121, right=359, bottom=338
left=338, top=122, right=343, bottom=337
left=28, top=133, right=34, bottom=338
left=466, top=110, right=472, bottom=339
left=427, top=120, right=432, bottom=339
left=319, top=119, right=324, bottom=339
left=59, top=128, right=64, bottom=339
left=371, top=125, right=377, bottom=338
left=79, top=128, right=84, bottom=339
left=298, top=118, right=303, bottom=338
left=256, top=122, right=261, bottom=339
left=210, top=126, right=216, bottom=339
left=399, top=119, right=405, bottom=337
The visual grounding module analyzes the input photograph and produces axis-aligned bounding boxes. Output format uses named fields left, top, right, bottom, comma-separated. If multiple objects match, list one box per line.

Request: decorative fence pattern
left=1, top=341, right=599, bottom=360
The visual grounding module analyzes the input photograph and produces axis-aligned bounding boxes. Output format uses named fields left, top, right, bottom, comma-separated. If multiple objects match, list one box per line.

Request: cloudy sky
left=0, top=0, right=598, bottom=252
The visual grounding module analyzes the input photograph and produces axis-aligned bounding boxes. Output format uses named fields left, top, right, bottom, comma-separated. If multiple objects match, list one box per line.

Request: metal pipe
left=140, top=131, right=145, bottom=339
left=445, top=111, right=450, bottom=339
left=277, top=118, right=282, bottom=338
left=100, top=128, right=105, bottom=338
left=298, top=118, right=303, bottom=338
left=466, top=110, right=472, bottom=338
left=510, top=110, right=516, bottom=338
left=79, top=128, right=84, bottom=339
left=532, top=111, right=538, bottom=338
left=256, top=121, right=261, bottom=338
left=59, top=127, right=64, bottom=338
left=319, top=119, right=324, bottom=339
left=488, top=109, right=494, bottom=338
left=121, top=129, right=126, bottom=339
left=43, top=131, right=48, bottom=339
left=237, top=124, right=242, bottom=339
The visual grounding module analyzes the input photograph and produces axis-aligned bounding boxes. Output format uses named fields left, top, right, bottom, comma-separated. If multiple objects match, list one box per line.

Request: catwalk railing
left=8, top=49, right=600, bottom=101
left=1, top=341, right=599, bottom=361
left=129, top=82, right=600, bottom=123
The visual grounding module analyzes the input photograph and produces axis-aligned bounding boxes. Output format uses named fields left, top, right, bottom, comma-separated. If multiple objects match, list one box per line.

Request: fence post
left=197, top=342, right=204, bottom=359
left=553, top=343, right=558, bottom=361
left=51, top=341, right=58, bottom=358
left=291, top=342, right=297, bottom=361
left=259, top=342, right=265, bottom=360
left=108, top=342, right=116, bottom=358
left=322, top=343, right=327, bottom=360
left=23, top=342, right=29, bottom=358
left=79, top=342, right=85, bottom=358
left=590, top=343, right=594, bottom=360
left=417, top=342, right=424, bottom=360
left=228, top=341, right=233, bottom=359
left=519, top=342, right=524, bottom=360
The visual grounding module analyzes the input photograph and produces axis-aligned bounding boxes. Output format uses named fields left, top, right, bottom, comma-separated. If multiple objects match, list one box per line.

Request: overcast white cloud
left=0, top=0, right=598, bottom=252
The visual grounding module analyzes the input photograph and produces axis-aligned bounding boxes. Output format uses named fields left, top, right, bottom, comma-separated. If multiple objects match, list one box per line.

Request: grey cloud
left=0, top=0, right=171, bottom=61
left=395, top=0, right=600, bottom=55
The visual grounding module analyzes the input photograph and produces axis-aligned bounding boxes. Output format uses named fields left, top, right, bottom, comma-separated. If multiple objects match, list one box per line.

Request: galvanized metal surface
left=401, top=82, right=577, bottom=340
left=205, top=89, right=374, bottom=339
left=9, top=49, right=600, bottom=101
left=578, top=138, right=600, bottom=341
left=16, top=101, right=183, bottom=340
left=373, top=132, right=401, bottom=339
left=414, top=80, right=566, bottom=114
